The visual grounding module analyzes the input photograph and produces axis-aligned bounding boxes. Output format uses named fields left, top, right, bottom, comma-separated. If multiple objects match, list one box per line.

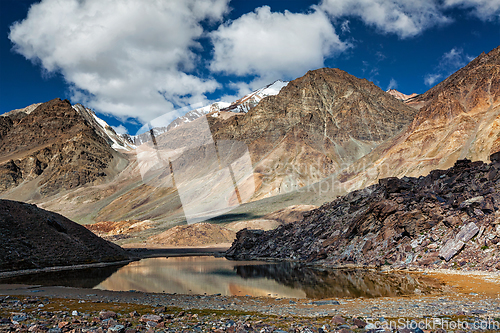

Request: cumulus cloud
left=209, top=6, right=350, bottom=84
left=9, top=0, right=229, bottom=123
left=320, top=0, right=451, bottom=38
left=424, top=47, right=475, bottom=86
left=444, top=0, right=500, bottom=21
left=111, top=124, right=128, bottom=135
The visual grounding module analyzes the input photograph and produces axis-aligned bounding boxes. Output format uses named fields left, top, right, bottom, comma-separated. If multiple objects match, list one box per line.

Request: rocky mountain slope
left=4, top=46, right=498, bottom=234
left=0, top=199, right=130, bottom=272
left=0, top=99, right=128, bottom=200
left=227, top=152, right=500, bottom=272
left=210, top=68, right=418, bottom=200
left=111, top=68, right=416, bottom=226
left=335, top=45, right=500, bottom=195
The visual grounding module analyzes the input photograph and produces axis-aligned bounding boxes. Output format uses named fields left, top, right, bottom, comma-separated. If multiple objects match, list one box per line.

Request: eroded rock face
left=226, top=153, right=500, bottom=271
left=337, top=45, right=500, bottom=195
left=0, top=199, right=129, bottom=272
left=210, top=68, right=417, bottom=200
left=0, top=99, right=123, bottom=197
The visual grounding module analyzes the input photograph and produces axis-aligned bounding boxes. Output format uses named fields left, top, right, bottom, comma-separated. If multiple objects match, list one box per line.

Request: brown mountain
left=61, top=68, right=417, bottom=227
left=0, top=199, right=130, bottom=272
left=0, top=98, right=128, bottom=200
left=210, top=68, right=418, bottom=200
left=333, top=45, right=500, bottom=193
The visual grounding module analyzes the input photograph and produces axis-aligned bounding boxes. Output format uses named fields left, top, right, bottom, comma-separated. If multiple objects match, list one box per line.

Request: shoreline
left=1, top=254, right=499, bottom=327
left=0, top=281, right=499, bottom=319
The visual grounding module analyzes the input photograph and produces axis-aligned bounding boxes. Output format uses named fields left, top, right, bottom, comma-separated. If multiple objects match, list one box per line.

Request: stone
left=99, top=311, right=117, bottom=320
left=455, top=222, right=479, bottom=242
left=459, top=196, right=484, bottom=209
left=108, top=325, right=124, bottom=333
left=140, top=315, right=162, bottom=323
left=57, top=322, right=69, bottom=329
left=311, top=300, right=340, bottom=306
left=490, top=151, right=500, bottom=163
left=11, top=313, right=28, bottom=322
left=331, top=316, right=346, bottom=325
left=439, top=239, right=465, bottom=262
left=352, top=318, right=367, bottom=328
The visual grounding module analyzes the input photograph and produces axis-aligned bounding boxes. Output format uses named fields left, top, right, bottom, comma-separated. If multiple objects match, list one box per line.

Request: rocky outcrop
left=226, top=152, right=500, bottom=271
left=0, top=199, right=130, bottom=272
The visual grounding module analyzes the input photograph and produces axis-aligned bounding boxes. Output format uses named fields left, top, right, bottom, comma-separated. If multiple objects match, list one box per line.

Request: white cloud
left=424, top=47, right=474, bottom=86
left=9, top=0, right=229, bottom=123
left=444, top=0, right=500, bottom=21
left=111, top=124, right=128, bottom=135
left=209, top=6, right=350, bottom=82
left=424, top=73, right=443, bottom=86
left=386, top=78, right=398, bottom=90
left=340, top=20, right=351, bottom=33
left=320, top=0, right=452, bottom=38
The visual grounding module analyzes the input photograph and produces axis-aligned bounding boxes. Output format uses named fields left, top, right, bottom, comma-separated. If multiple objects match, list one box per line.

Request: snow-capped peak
left=72, top=104, right=136, bottom=151
left=222, top=80, right=289, bottom=113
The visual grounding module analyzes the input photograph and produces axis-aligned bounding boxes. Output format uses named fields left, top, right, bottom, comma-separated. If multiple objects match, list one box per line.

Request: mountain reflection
left=94, top=257, right=440, bottom=298
left=0, top=264, right=125, bottom=288
left=235, top=262, right=439, bottom=298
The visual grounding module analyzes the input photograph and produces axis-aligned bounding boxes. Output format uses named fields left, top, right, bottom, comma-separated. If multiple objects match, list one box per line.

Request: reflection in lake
left=0, top=263, right=125, bottom=288
left=96, top=257, right=306, bottom=298
left=95, top=257, right=441, bottom=298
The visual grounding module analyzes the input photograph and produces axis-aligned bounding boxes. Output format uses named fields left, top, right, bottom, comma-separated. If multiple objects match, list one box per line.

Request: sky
left=1, top=0, right=499, bottom=135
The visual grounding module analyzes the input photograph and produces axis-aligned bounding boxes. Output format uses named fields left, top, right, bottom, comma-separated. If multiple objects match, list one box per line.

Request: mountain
left=386, top=89, right=418, bottom=101
left=221, top=80, right=289, bottom=113
left=226, top=152, right=500, bottom=272
left=72, top=104, right=136, bottom=151
left=0, top=199, right=130, bottom=272
left=210, top=68, right=418, bottom=200
left=165, top=102, right=231, bottom=132
left=333, top=45, right=500, bottom=194
left=129, top=81, right=288, bottom=146
left=0, top=98, right=128, bottom=200
left=0, top=70, right=418, bottom=227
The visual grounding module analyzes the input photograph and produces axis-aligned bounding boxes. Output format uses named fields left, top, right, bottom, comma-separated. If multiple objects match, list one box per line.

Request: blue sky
left=1, top=0, right=499, bottom=135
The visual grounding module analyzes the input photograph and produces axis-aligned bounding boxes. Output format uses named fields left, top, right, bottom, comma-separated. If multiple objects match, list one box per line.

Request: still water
left=1, top=257, right=440, bottom=299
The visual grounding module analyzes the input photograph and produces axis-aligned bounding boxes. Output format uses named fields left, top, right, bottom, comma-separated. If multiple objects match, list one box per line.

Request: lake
left=0, top=256, right=441, bottom=299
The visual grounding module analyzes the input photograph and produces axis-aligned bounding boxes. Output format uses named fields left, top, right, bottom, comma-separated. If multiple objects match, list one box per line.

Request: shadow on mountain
left=206, top=213, right=263, bottom=224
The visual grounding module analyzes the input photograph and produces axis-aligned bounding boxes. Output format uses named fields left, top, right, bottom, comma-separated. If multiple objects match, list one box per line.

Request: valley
left=1, top=45, right=500, bottom=331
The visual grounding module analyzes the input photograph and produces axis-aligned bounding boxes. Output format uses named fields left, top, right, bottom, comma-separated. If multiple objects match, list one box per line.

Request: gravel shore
left=1, top=275, right=500, bottom=333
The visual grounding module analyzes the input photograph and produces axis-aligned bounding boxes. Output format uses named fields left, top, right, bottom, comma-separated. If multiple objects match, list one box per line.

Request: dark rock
left=352, top=318, right=367, bottom=328
left=0, top=200, right=130, bottom=272
left=99, top=311, right=117, bottom=320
